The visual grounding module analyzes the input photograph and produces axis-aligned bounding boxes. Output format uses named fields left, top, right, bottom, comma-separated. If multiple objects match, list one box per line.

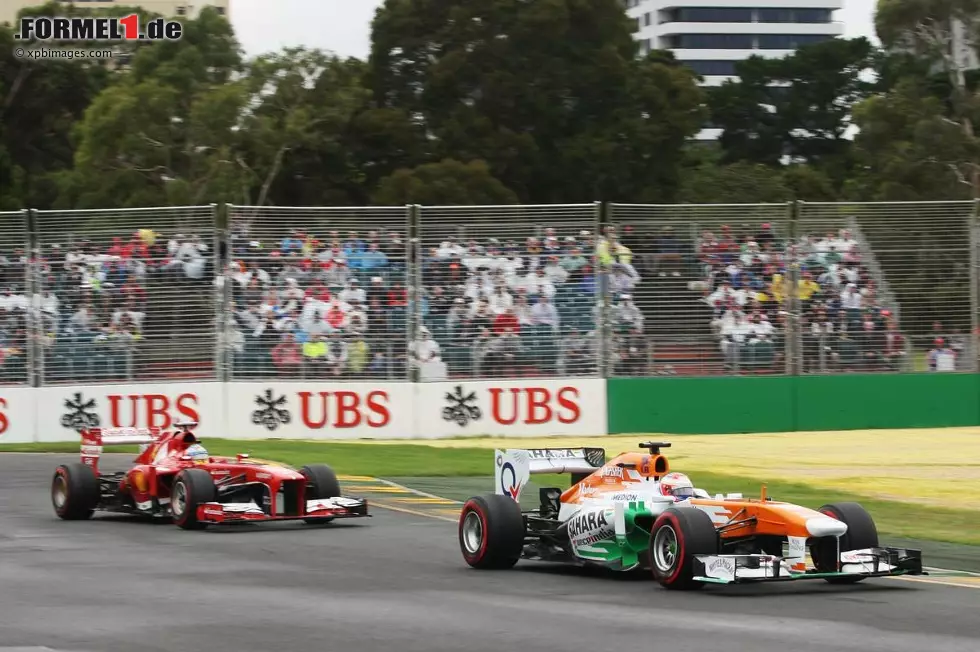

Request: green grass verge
left=4, top=439, right=977, bottom=546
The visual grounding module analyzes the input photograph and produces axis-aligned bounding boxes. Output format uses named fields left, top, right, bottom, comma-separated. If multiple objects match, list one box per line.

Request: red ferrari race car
left=51, top=421, right=370, bottom=530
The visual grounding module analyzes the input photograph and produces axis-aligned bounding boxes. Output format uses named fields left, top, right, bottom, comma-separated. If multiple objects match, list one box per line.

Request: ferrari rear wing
left=80, top=427, right=162, bottom=474
left=494, top=447, right=605, bottom=500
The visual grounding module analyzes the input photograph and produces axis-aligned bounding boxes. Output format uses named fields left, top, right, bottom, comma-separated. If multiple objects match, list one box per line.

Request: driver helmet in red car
left=659, top=472, right=696, bottom=500
left=185, top=443, right=209, bottom=464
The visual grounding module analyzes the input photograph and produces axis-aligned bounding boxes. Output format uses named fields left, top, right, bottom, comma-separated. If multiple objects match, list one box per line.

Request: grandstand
left=1, top=201, right=974, bottom=385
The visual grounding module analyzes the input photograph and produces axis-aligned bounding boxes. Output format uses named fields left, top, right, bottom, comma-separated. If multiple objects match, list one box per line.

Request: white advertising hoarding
left=225, top=381, right=415, bottom=439
left=3, top=378, right=608, bottom=442
left=0, top=387, right=38, bottom=444
left=415, top=378, right=607, bottom=438
left=35, top=382, right=224, bottom=443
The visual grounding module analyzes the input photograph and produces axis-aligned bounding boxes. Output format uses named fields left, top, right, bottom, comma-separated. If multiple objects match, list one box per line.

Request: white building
left=625, top=0, right=843, bottom=139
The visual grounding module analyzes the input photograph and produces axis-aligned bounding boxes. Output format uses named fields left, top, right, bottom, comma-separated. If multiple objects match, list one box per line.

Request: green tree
left=372, top=158, right=519, bottom=205
left=845, top=78, right=978, bottom=200
left=367, top=0, right=704, bottom=203
left=707, top=37, right=876, bottom=185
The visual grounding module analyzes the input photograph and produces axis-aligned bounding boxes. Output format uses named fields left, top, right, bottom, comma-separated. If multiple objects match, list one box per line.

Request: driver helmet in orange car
left=659, top=472, right=696, bottom=501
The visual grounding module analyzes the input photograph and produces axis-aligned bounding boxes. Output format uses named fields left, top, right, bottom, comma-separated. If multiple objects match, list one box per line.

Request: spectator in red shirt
left=388, top=282, right=407, bottom=307
left=493, top=308, right=519, bottom=335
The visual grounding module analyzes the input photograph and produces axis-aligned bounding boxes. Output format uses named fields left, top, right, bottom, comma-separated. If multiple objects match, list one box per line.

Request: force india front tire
left=650, top=507, right=720, bottom=590
left=459, top=494, right=526, bottom=569
left=52, top=463, right=100, bottom=520
left=810, top=501, right=879, bottom=584
left=171, top=468, right=217, bottom=530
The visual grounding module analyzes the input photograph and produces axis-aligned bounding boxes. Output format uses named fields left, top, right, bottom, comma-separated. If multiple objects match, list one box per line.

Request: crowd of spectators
left=698, top=224, right=922, bottom=373
left=0, top=229, right=212, bottom=385
left=218, top=223, right=650, bottom=379
left=2, top=212, right=968, bottom=385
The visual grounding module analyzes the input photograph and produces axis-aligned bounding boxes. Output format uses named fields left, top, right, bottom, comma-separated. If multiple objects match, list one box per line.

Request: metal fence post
left=597, top=201, right=610, bottom=378
left=408, top=204, right=420, bottom=381
left=213, top=202, right=230, bottom=382
left=786, top=201, right=801, bottom=376
left=25, top=209, right=38, bottom=387
left=971, top=198, right=980, bottom=373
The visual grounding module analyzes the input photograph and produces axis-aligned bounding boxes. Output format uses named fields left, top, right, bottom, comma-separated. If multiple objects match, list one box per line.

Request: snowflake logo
left=252, top=389, right=291, bottom=431
left=61, top=392, right=100, bottom=432
left=442, top=385, right=481, bottom=427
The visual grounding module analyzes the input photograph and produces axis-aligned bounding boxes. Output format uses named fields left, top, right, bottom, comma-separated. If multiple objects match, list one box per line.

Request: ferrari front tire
left=301, top=463, right=341, bottom=524
left=650, top=507, right=719, bottom=590
left=52, top=463, right=100, bottom=520
left=459, top=494, right=526, bottom=569
left=810, top=501, right=879, bottom=584
left=171, top=468, right=217, bottom=530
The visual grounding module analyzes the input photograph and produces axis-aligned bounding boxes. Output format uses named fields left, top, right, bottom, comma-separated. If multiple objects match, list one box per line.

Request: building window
left=215, top=7, right=226, bottom=15
left=757, top=33, right=832, bottom=49
left=175, top=5, right=187, bottom=16
left=681, top=60, right=739, bottom=76
left=666, top=8, right=754, bottom=23
left=757, top=8, right=832, bottom=23
left=668, top=34, right=755, bottom=49
left=660, top=7, right=832, bottom=24
left=644, top=12, right=651, bottom=26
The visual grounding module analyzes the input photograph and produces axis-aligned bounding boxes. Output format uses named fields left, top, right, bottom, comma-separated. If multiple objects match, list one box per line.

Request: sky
left=229, top=0, right=880, bottom=60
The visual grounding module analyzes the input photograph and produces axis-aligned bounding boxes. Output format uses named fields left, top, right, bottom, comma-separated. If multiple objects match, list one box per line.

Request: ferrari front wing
left=692, top=547, right=924, bottom=584
left=195, top=496, right=370, bottom=524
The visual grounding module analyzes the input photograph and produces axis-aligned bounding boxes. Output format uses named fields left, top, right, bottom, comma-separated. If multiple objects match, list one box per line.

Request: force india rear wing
left=495, top=447, right=605, bottom=500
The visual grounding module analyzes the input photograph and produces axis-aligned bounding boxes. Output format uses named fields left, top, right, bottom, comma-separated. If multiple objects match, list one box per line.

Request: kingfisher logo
left=15, top=14, right=183, bottom=42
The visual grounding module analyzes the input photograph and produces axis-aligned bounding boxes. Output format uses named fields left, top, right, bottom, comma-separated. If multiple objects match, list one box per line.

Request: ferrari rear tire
left=810, top=502, right=879, bottom=584
left=171, top=468, right=217, bottom=530
left=459, top=494, right=526, bottom=569
left=301, top=464, right=341, bottom=524
left=52, top=463, right=100, bottom=520
left=650, top=507, right=719, bottom=590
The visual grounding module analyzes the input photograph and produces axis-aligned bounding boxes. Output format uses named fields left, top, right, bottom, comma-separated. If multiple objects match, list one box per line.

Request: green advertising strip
left=607, top=373, right=980, bottom=434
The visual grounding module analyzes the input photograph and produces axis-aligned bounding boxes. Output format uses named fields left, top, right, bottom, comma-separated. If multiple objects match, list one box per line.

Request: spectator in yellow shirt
left=798, top=272, right=820, bottom=303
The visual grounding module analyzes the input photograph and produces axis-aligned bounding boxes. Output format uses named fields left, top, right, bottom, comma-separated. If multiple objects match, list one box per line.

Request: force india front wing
left=692, top=547, right=924, bottom=584
left=195, top=496, right=370, bottom=524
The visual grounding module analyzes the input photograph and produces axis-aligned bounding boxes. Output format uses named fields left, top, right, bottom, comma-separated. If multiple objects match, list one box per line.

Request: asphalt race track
left=1, top=455, right=978, bottom=652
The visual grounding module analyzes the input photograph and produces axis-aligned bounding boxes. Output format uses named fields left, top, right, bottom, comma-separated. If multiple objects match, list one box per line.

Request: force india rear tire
left=459, top=494, right=526, bottom=569
left=52, top=463, right=100, bottom=520
left=171, top=468, right=217, bottom=530
left=301, top=464, right=341, bottom=524
left=650, top=507, right=720, bottom=590
left=810, top=501, right=879, bottom=584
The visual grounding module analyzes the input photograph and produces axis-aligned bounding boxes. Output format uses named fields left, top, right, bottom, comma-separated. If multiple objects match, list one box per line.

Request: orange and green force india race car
left=458, top=442, right=924, bottom=590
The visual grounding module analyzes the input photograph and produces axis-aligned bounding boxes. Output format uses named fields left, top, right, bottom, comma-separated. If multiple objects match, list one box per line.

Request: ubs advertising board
left=225, top=382, right=414, bottom=439
left=415, top=378, right=607, bottom=438
left=35, top=383, right=224, bottom=443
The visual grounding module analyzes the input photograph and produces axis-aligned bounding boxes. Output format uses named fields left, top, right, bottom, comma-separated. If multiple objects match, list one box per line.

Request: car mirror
left=237, top=453, right=249, bottom=461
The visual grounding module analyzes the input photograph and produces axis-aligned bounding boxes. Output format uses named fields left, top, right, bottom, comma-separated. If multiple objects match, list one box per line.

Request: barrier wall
left=605, top=374, right=980, bottom=434
left=0, top=378, right=608, bottom=443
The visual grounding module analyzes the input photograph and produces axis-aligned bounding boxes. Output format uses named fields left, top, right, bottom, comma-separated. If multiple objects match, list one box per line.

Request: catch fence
left=2, top=200, right=977, bottom=386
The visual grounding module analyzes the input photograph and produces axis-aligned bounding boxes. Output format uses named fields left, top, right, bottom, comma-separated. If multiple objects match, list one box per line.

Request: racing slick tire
left=171, top=468, right=217, bottom=530
left=300, top=464, right=342, bottom=524
left=459, top=494, right=526, bottom=570
left=650, top=507, right=719, bottom=590
left=52, top=463, right=100, bottom=520
left=810, top=501, right=879, bottom=584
